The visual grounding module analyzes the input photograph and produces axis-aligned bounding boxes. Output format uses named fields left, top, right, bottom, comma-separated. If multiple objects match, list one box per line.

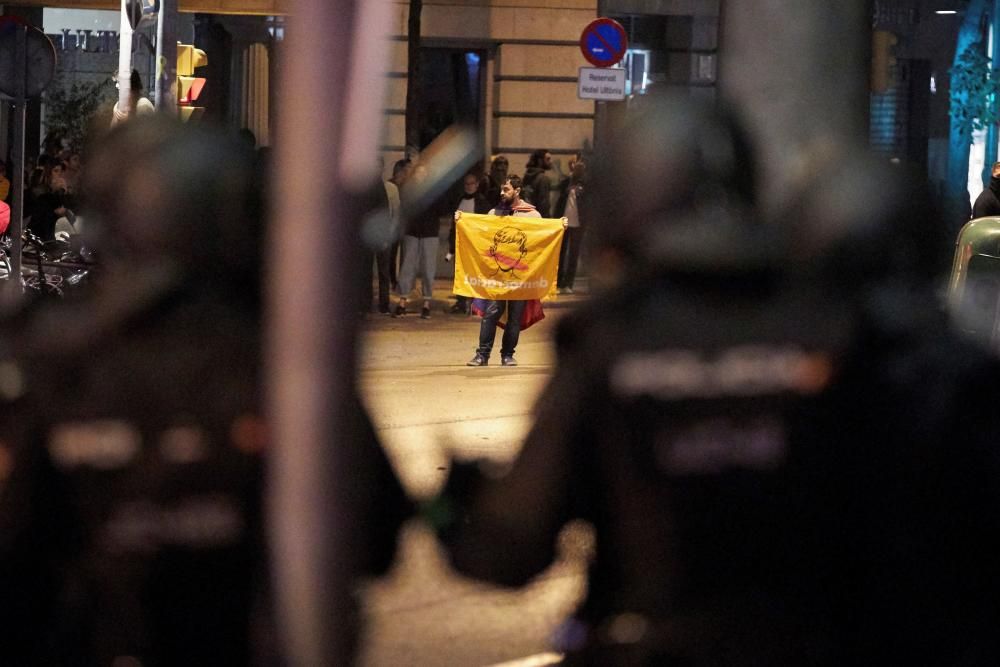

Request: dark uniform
left=0, top=117, right=270, bottom=666
left=435, top=96, right=1000, bottom=665
left=0, top=118, right=411, bottom=665
left=1, top=292, right=267, bottom=666
left=441, top=271, right=1000, bottom=665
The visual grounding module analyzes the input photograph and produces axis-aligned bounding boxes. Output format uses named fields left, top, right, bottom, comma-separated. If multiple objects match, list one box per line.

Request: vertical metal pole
left=718, top=0, right=871, bottom=214
left=155, top=0, right=177, bottom=111
left=118, top=0, right=133, bottom=115
left=267, top=0, right=391, bottom=663
left=9, top=26, right=27, bottom=293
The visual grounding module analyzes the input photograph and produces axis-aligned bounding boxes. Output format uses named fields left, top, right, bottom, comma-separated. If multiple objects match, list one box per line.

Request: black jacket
left=973, top=177, right=1000, bottom=218
left=0, top=286, right=412, bottom=665
left=438, top=269, right=1000, bottom=665
left=522, top=166, right=553, bottom=218
left=27, top=190, right=74, bottom=242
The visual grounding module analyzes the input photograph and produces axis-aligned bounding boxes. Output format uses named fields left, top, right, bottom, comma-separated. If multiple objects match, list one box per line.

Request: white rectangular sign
left=578, top=67, right=626, bottom=101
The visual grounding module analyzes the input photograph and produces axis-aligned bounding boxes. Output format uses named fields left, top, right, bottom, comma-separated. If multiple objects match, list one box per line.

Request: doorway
left=413, top=47, right=485, bottom=150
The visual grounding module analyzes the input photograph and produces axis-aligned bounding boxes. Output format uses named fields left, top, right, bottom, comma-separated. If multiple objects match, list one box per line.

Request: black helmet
left=776, top=149, right=949, bottom=292
left=588, top=93, right=770, bottom=274
left=82, top=115, right=263, bottom=298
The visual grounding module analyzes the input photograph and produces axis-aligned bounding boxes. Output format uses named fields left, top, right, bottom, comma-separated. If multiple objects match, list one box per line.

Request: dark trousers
left=388, top=241, right=400, bottom=289
left=557, top=226, right=584, bottom=289
left=375, top=247, right=392, bottom=309
left=360, top=248, right=392, bottom=312
left=477, top=299, right=526, bottom=358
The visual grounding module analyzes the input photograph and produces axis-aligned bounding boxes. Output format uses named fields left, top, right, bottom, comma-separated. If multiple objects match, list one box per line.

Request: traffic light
left=177, top=76, right=205, bottom=104
left=872, top=30, right=898, bottom=94
left=176, top=43, right=207, bottom=121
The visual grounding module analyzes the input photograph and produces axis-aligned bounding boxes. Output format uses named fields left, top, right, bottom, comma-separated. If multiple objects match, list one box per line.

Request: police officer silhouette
left=0, top=117, right=411, bottom=665
left=432, top=94, right=1000, bottom=665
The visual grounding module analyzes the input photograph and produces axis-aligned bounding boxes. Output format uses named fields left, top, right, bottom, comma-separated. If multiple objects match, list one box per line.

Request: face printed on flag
left=453, top=213, right=565, bottom=300
left=487, top=226, right=529, bottom=277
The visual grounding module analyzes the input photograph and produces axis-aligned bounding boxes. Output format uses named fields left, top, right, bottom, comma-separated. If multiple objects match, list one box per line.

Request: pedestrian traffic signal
left=178, top=107, right=203, bottom=122
left=177, top=76, right=205, bottom=104
left=177, top=43, right=207, bottom=76
left=177, top=42, right=207, bottom=122
left=872, top=30, right=898, bottom=94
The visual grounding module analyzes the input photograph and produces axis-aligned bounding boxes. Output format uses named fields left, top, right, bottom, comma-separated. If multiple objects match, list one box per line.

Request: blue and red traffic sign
left=580, top=18, right=628, bottom=68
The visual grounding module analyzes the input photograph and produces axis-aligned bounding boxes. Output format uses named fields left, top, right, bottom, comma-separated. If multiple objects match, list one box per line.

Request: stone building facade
left=383, top=0, right=599, bottom=176
left=379, top=0, right=724, bottom=178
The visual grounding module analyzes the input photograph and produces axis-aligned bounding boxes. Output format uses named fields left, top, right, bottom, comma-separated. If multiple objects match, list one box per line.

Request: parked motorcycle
left=0, top=232, right=94, bottom=297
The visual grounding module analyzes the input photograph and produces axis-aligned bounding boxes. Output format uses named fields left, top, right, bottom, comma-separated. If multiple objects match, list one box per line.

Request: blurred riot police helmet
left=82, top=116, right=263, bottom=300
left=778, top=148, right=949, bottom=294
left=589, top=93, right=771, bottom=274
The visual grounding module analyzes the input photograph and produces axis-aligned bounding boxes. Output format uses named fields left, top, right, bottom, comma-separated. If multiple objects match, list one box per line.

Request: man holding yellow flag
left=455, top=175, right=566, bottom=367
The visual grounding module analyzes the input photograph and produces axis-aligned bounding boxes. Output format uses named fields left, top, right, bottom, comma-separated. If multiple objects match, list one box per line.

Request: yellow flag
left=453, top=213, right=565, bottom=300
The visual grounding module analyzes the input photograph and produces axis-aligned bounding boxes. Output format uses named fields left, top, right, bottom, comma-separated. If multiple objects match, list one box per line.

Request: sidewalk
left=370, top=276, right=590, bottom=318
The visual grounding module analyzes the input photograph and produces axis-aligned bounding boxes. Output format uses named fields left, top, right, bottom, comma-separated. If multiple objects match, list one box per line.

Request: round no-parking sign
left=579, top=17, right=628, bottom=68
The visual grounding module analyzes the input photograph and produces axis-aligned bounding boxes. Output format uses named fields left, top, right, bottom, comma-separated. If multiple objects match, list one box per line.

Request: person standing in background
left=377, top=160, right=402, bottom=314
left=556, top=161, right=586, bottom=294
left=358, top=163, right=393, bottom=316
left=394, top=165, right=441, bottom=320
left=447, top=172, right=491, bottom=314
left=481, top=155, right=509, bottom=210
left=466, top=175, right=541, bottom=367
left=522, top=150, right=553, bottom=218
left=973, top=161, right=1000, bottom=218
left=387, top=159, right=412, bottom=291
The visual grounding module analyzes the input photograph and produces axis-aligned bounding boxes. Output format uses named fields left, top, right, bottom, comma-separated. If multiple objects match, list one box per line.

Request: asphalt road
left=356, top=283, right=591, bottom=667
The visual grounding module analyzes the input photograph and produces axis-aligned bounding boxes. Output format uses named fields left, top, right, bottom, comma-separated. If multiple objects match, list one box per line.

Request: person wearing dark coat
left=522, top=149, right=554, bottom=218
left=972, top=161, right=1000, bottom=218
left=446, top=172, right=491, bottom=314
left=480, top=155, right=509, bottom=210
left=26, top=160, right=75, bottom=243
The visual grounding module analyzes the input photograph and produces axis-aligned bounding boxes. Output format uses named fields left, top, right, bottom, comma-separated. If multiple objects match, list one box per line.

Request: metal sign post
left=154, top=0, right=177, bottom=111
left=118, top=0, right=134, bottom=116
left=10, top=25, right=26, bottom=292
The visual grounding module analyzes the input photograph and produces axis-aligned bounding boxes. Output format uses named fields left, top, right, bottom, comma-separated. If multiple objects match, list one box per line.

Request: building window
left=625, top=49, right=651, bottom=96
